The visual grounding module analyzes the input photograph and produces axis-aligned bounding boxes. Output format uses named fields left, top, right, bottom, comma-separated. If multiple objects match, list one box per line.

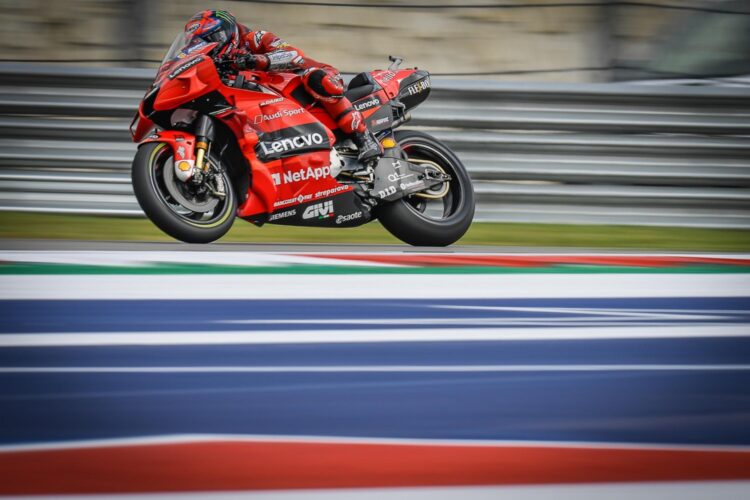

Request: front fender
left=139, top=131, right=197, bottom=180
left=139, top=131, right=196, bottom=161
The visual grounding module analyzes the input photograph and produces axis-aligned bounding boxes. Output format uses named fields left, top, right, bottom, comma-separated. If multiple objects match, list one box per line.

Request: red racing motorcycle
left=130, top=34, right=475, bottom=246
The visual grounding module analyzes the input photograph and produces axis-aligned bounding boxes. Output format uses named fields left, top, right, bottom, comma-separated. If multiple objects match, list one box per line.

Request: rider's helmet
left=184, top=9, right=239, bottom=57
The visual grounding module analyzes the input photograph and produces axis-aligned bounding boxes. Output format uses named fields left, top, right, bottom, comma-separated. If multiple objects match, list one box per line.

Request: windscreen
left=155, top=32, right=216, bottom=81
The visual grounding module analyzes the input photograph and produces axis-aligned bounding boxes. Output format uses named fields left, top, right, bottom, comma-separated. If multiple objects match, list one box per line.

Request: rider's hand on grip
left=214, top=57, right=235, bottom=73
left=236, top=54, right=269, bottom=71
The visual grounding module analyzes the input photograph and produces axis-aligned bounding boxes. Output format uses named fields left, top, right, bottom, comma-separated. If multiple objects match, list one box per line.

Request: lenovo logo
left=354, top=97, right=381, bottom=111
left=255, top=125, right=331, bottom=162
left=167, top=57, right=202, bottom=79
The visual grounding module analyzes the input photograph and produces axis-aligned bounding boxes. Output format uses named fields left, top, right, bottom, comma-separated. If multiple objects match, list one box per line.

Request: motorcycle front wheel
left=377, top=130, right=475, bottom=246
left=131, top=142, right=237, bottom=243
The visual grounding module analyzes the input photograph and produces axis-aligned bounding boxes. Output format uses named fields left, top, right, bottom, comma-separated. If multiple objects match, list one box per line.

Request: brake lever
left=388, top=55, right=404, bottom=70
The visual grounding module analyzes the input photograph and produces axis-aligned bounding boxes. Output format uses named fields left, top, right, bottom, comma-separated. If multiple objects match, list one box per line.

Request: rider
left=184, top=9, right=383, bottom=163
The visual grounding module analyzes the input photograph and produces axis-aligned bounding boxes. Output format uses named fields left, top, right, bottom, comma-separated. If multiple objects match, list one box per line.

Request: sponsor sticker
left=388, top=172, right=414, bottom=182
left=260, top=97, right=284, bottom=106
left=273, top=193, right=313, bottom=208
left=256, top=128, right=330, bottom=162
left=380, top=71, right=396, bottom=83
left=277, top=166, right=332, bottom=184
left=405, top=78, right=431, bottom=96
left=371, top=116, right=390, bottom=127
left=354, top=96, right=381, bottom=112
left=270, top=38, right=290, bottom=49
left=267, top=50, right=299, bottom=67
left=253, top=107, right=306, bottom=124
left=179, top=40, right=208, bottom=58
left=336, top=211, right=362, bottom=225
left=377, top=186, right=397, bottom=199
left=400, top=180, right=422, bottom=190
left=268, top=208, right=296, bottom=221
left=168, top=57, right=202, bottom=79
left=314, top=185, right=349, bottom=198
left=259, top=133, right=325, bottom=157
left=253, top=31, right=266, bottom=48
left=302, top=200, right=335, bottom=219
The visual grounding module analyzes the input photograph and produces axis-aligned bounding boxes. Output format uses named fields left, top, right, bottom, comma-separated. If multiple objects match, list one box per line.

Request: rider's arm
left=243, top=30, right=335, bottom=73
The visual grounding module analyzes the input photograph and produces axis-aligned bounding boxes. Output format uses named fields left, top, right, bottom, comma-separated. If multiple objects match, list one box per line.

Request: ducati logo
left=302, top=201, right=334, bottom=220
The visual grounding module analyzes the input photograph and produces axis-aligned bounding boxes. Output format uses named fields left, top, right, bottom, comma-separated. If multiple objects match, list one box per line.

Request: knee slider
left=303, top=68, right=344, bottom=103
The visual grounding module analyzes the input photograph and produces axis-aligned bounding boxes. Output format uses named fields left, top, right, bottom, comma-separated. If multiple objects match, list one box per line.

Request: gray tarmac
left=0, top=239, right=732, bottom=254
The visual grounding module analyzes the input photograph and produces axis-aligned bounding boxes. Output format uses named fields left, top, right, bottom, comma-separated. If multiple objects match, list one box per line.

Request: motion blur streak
left=0, top=251, right=748, bottom=497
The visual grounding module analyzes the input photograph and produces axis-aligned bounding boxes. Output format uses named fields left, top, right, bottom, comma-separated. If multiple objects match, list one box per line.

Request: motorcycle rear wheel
left=377, top=130, right=475, bottom=246
left=132, top=142, right=237, bottom=243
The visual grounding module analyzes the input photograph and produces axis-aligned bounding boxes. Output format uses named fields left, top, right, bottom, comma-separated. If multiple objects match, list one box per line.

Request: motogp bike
left=130, top=33, right=475, bottom=245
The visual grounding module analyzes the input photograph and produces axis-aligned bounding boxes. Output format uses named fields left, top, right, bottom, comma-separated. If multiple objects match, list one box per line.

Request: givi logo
left=302, top=200, right=334, bottom=219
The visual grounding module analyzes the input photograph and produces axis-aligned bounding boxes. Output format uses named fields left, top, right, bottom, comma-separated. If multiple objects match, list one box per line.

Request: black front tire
left=132, top=142, right=237, bottom=244
left=377, top=130, right=475, bottom=246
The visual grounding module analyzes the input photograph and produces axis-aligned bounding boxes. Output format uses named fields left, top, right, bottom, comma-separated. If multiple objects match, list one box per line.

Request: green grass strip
left=1, top=211, right=749, bottom=251
left=2, top=262, right=749, bottom=275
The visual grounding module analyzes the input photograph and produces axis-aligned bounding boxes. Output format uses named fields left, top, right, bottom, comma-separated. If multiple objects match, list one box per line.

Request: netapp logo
left=255, top=126, right=330, bottom=161
left=168, top=57, right=202, bottom=79
left=354, top=96, right=381, bottom=112
left=302, top=200, right=334, bottom=219
left=284, top=166, right=331, bottom=184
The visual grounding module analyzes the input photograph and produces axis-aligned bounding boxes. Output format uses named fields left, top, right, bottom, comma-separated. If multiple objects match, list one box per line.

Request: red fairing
left=154, top=56, right=225, bottom=111
left=129, top=109, right=155, bottom=143
left=140, top=131, right=196, bottom=164
left=372, top=69, right=418, bottom=98
left=132, top=37, right=426, bottom=224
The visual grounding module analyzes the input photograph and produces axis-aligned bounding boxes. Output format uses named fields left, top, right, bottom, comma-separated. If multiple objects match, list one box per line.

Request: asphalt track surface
left=1, top=243, right=749, bottom=498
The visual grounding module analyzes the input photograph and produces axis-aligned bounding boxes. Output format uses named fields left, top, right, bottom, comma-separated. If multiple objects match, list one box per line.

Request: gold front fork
left=195, top=140, right=209, bottom=172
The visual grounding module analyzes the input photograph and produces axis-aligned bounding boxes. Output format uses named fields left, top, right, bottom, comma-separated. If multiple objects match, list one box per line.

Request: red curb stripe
left=299, top=254, right=750, bottom=268
left=1, top=441, right=750, bottom=495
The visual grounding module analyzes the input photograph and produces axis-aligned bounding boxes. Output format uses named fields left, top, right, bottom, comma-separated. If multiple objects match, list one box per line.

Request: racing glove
left=236, top=54, right=269, bottom=71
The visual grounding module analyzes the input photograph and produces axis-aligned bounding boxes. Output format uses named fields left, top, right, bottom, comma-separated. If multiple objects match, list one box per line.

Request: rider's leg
left=301, top=68, right=382, bottom=163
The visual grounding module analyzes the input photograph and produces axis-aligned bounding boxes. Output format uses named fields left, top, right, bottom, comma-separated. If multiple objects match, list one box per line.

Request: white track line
left=1, top=364, right=748, bottom=373
left=1, top=325, right=749, bottom=346
left=3, top=274, right=750, bottom=299
left=0, top=251, right=405, bottom=268
left=12, top=482, right=750, bottom=500
left=2, top=433, right=749, bottom=453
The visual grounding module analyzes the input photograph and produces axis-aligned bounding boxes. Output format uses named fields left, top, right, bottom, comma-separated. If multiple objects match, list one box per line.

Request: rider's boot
left=321, top=97, right=383, bottom=164
left=353, top=128, right=383, bottom=164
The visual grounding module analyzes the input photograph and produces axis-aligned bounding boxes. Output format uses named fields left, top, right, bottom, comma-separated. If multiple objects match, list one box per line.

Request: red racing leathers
left=234, top=26, right=366, bottom=139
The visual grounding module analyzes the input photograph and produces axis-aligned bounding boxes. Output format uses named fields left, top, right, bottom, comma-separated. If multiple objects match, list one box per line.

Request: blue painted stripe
left=2, top=338, right=750, bottom=367
left=2, top=297, right=749, bottom=333
left=1, top=370, right=748, bottom=446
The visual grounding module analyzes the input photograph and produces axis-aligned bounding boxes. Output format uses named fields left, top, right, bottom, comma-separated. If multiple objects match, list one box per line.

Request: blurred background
left=2, top=2, right=750, bottom=498
left=0, top=0, right=749, bottom=245
left=2, top=0, right=750, bottom=82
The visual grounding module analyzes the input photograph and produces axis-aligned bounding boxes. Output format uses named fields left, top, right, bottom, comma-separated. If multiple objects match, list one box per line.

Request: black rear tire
left=377, top=130, right=475, bottom=246
left=132, top=142, right=237, bottom=244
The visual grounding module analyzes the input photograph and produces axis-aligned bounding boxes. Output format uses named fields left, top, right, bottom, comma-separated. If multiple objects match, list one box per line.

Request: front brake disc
left=162, top=157, right=219, bottom=213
